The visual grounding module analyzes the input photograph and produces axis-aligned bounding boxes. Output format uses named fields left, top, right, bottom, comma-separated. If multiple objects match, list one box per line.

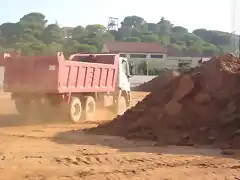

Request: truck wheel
left=117, top=96, right=127, bottom=116
left=14, top=98, right=29, bottom=118
left=83, top=96, right=96, bottom=121
left=69, top=96, right=82, bottom=123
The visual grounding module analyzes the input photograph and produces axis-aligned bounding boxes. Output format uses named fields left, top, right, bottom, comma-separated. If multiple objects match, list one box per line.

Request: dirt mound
left=89, top=53, right=240, bottom=149
left=134, top=70, right=180, bottom=92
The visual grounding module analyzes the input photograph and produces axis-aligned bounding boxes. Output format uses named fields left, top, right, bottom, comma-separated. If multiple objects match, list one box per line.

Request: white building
left=166, top=47, right=211, bottom=70
left=102, top=41, right=167, bottom=75
left=102, top=41, right=211, bottom=74
left=166, top=56, right=206, bottom=69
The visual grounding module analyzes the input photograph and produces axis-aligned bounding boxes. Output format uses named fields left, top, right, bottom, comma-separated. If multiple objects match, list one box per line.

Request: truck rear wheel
left=83, top=96, right=96, bottom=121
left=69, top=96, right=82, bottom=123
left=116, top=96, right=127, bottom=116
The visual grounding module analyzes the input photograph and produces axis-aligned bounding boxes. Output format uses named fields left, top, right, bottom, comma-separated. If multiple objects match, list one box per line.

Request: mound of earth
left=89, top=53, right=240, bottom=149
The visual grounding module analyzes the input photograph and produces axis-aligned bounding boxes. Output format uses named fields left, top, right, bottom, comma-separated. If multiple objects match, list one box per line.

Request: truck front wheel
left=14, top=98, right=29, bottom=118
left=69, top=96, right=82, bottom=123
left=83, top=96, right=96, bottom=121
left=116, top=96, right=127, bottom=116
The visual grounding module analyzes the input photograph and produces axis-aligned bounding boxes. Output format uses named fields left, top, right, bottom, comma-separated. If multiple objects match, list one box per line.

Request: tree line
left=0, top=12, right=236, bottom=57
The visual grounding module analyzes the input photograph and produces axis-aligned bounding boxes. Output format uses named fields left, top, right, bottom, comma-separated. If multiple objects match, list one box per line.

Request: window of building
left=150, top=54, right=163, bottom=58
left=130, top=54, right=147, bottom=58
left=120, top=54, right=126, bottom=57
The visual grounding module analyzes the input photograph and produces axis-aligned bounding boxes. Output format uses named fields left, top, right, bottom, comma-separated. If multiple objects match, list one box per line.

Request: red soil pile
left=89, top=53, right=240, bottom=149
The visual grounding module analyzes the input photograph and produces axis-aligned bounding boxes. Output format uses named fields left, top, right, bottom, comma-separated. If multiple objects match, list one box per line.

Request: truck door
left=118, top=58, right=130, bottom=92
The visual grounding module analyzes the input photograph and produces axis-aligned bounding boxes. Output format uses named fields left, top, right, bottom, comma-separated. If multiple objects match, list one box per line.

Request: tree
left=42, top=23, right=64, bottom=44
left=0, top=23, right=23, bottom=45
left=157, top=17, right=173, bottom=36
left=0, top=12, right=235, bottom=57
left=62, top=39, right=97, bottom=57
left=75, top=44, right=97, bottom=52
left=201, top=43, right=221, bottom=56
left=44, top=43, right=63, bottom=55
left=109, top=30, right=123, bottom=41
left=121, top=16, right=145, bottom=29
left=171, top=43, right=183, bottom=50
left=160, top=36, right=171, bottom=45
left=85, top=24, right=106, bottom=34
left=80, top=36, right=102, bottom=50
left=172, top=26, right=188, bottom=34
left=192, top=29, right=208, bottom=39
left=19, top=12, right=47, bottom=39
left=63, top=39, right=80, bottom=56
left=141, top=34, right=159, bottom=42
left=147, top=23, right=160, bottom=33
left=188, top=45, right=203, bottom=55
left=193, top=29, right=231, bottom=46
left=101, top=32, right=115, bottom=41
left=0, top=28, right=4, bottom=44
left=131, top=28, right=142, bottom=38
left=124, top=37, right=141, bottom=42
left=183, top=33, right=202, bottom=43
left=19, top=42, right=47, bottom=55
left=118, top=27, right=132, bottom=39
left=72, top=26, right=88, bottom=41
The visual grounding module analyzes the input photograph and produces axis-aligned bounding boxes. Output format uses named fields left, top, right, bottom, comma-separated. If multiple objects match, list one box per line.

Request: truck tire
left=69, top=96, right=82, bottom=123
left=116, top=96, right=127, bottom=116
left=83, top=96, right=96, bottom=121
left=14, top=98, right=29, bottom=118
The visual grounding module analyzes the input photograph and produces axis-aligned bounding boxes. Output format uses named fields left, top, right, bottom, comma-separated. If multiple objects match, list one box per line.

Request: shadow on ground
left=0, top=114, right=24, bottom=127
left=0, top=113, right=73, bottom=127
left=0, top=113, right=112, bottom=128
left=53, top=129, right=240, bottom=160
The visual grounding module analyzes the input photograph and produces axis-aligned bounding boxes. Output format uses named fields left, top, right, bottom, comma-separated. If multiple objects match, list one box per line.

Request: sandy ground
left=0, top=92, right=239, bottom=180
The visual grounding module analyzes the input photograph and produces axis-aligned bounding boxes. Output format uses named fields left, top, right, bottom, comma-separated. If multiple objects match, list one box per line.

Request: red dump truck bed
left=4, top=53, right=119, bottom=93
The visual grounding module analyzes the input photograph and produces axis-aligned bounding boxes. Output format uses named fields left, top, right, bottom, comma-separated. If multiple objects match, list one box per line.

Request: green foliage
left=157, top=17, right=173, bottom=36
left=75, top=44, right=97, bottom=52
left=0, top=12, right=235, bottom=57
left=19, top=12, right=47, bottom=39
left=85, top=24, right=106, bottom=34
left=141, top=34, right=159, bottom=42
left=172, top=26, right=188, bottom=34
left=42, top=23, right=64, bottom=44
left=72, top=26, right=88, bottom=41
left=124, top=37, right=141, bottom=42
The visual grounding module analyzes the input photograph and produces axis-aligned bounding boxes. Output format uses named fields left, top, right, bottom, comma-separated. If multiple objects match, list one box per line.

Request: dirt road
left=0, top=92, right=239, bottom=180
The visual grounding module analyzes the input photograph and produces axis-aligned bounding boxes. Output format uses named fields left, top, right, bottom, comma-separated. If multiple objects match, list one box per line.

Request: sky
left=0, top=0, right=239, bottom=33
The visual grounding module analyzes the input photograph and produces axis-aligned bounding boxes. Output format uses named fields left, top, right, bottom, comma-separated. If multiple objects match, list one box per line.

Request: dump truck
left=3, top=52, right=132, bottom=123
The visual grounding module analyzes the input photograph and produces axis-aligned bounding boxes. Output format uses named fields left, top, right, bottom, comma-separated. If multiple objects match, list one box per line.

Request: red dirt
left=89, top=53, right=240, bottom=149
left=0, top=93, right=239, bottom=179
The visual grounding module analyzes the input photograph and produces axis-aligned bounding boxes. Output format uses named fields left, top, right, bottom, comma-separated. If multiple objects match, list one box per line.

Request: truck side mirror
left=127, top=74, right=132, bottom=79
left=129, top=62, right=134, bottom=76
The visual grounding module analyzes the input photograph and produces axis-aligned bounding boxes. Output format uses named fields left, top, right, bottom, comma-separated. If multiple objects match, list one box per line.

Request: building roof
left=104, top=41, right=167, bottom=53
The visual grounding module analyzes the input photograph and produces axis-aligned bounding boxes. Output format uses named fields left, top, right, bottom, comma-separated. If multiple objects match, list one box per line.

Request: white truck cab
left=114, top=57, right=133, bottom=115
left=118, top=57, right=131, bottom=92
